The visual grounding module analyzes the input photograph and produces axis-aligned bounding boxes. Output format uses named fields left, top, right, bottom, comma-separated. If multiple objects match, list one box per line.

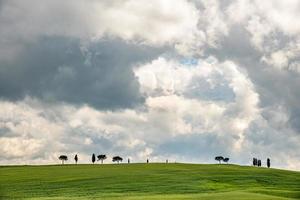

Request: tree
left=92, top=153, right=96, bottom=164
left=267, top=158, right=271, bottom=168
left=97, top=154, right=107, bottom=164
left=59, top=155, right=68, bottom=165
left=253, top=158, right=257, bottom=166
left=258, top=159, right=261, bottom=167
left=215, top=156, right=224, bottom=164
left=223, top=157, right=229, bottom=164
left=74, top=154, right=78, bottom=164
left=112, top=156, right=123, bottom=164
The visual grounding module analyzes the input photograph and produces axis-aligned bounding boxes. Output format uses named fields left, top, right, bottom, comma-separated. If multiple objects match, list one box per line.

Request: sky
left=0, top=0, right=300, bottom=170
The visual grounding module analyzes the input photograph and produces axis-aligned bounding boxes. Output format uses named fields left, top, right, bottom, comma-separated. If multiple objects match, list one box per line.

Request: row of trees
left=215, top=156, right=230, bottom=164
left=253, top=158, right=271, bottom=168
left=59, top=154, right=124, bottom=164
left=214, top=156, right=271, bottom=168
left=59, top=154, right=271, bottom=168
left=59, top=153, right=165, bottom=165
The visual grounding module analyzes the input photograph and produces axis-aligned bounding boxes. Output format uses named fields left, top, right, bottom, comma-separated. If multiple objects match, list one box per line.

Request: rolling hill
left=0, top=163, right=299, bottom=199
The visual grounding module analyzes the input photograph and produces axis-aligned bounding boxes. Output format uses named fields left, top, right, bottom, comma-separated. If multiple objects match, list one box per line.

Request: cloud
left=194, top=1, right=300, bottom=139
left=0, top=56, right=299, bottom=170
left=225, top=0, right=300, bottom=72
left=0, top=0, right=199, bottom=50
left=0, top=38, right=165, bottom=109
left=1, top=57, right=276, bottom=167
left=0, top=0, right=300, bottom=170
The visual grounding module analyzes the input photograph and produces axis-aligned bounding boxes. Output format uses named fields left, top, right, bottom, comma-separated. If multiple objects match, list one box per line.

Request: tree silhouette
left=253, top=158, right=257, bottom=166
left=215, top=156, right=224, bottom=164
left=74, top=154, right=78, bottom=164
left=267, top=158, right=271, bottom=168
left=59, top=155, right=68, bottom=165
left=258, top=159, right=261, bottom=167
left=97, top=154, right=107, bottom=164
left=223, top=157, right=229, bottom=164
left=112, top=156, right=123, bottom=164
left=92, top=153, right=96, bottom=164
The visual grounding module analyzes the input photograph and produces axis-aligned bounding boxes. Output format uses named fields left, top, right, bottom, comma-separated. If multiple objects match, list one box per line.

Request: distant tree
left=267, top=158, right=270, bottom=168
left=128, top=158, right=130, bottom=164
left=215, top=156, right=224, bottom=164
left=74, top=154, right=78, bottom=164
left=147, top=158, right=149, bottom=163
left=92, top=153, right=96, bottom=164
left=59, top=155, right=68, bottom=165
left=112, top=156, right=123, bottom=164
left=258, top=159, right=261, bottom=167
left=253, top=158, right=257, bottom=166
left=166, top=159, right=168, bottom=164
left=97, top=154, right=107, bottom=164
left=223, top=157, right=230, bottom=164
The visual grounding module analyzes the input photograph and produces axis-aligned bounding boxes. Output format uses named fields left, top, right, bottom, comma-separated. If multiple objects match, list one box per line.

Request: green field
left=0, top=163, right=299, bottom=200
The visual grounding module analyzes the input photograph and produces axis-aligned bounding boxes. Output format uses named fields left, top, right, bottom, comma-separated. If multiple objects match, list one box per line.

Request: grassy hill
left=0, top=163, right=299, bottom=199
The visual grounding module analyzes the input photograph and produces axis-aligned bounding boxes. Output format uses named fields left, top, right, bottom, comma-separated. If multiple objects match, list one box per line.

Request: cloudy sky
left=0, top=0, right=300, bottom=170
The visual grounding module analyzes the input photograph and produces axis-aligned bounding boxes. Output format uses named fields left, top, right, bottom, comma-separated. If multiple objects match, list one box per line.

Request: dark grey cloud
left=0, top=37, right=166, bottom=110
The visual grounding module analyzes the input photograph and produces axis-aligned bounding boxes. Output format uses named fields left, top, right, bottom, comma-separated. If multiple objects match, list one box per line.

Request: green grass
left=0, top=163, right=299, bottom=199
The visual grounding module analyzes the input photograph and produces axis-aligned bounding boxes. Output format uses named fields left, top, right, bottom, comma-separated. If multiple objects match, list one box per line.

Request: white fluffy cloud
left=227, top=0, right=300, bottom=35
left=137, top=57, right=260, bottom=150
